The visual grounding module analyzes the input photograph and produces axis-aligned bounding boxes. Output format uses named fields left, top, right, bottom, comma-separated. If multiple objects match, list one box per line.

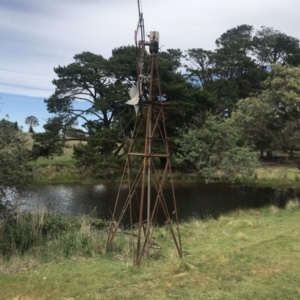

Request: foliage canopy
left=0, top=119, right=33, bottom=208
left=32, top=23, right=300, bottom=180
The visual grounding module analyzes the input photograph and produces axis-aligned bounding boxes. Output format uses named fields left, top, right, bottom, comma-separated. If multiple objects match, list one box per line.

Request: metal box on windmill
left=149, top=31, right=159, bottom=53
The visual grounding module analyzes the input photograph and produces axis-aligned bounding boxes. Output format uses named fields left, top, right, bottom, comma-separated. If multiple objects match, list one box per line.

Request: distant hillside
left=23, top=132, right=86, bottom=166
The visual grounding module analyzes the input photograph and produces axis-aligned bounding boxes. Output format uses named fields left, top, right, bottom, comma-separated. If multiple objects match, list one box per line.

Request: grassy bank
left=25, top=132, right=300, bottom=186
left=1, top=201, right=300, bottom=299
left=32, top=164, right=300, bottom=187
left=241, top=164, right=300, bottom=187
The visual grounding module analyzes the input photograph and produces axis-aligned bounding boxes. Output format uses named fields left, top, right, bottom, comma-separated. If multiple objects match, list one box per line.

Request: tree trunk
left=289, top=148, right=294, bottom=160
left=260, top=149, right=264, bottom=159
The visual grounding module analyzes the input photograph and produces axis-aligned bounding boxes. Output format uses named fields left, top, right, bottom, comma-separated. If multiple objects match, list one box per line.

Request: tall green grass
left=32, top=164, right=82, bottom=183
left=1, top=200, right=300, bottom=299
left=0, top=212, right=109, bottom=262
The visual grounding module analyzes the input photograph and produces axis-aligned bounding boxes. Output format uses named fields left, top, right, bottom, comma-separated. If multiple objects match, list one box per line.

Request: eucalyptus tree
left=0, top=119, right=33, bottom=209
left=230, top=65, right=300, bottom=160
left=31, top=116, right=65, bottom=160
left=229, top=94, right=280, bottom=158
left=25, top=115, right=39, bottom=133
left=176, top=115, right=258, bottom=182
left=263, top=64, right=300, bottom=159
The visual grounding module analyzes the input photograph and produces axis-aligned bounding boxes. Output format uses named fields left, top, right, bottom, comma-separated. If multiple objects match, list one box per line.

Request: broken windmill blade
left=106, top=0, right=182, bottom=266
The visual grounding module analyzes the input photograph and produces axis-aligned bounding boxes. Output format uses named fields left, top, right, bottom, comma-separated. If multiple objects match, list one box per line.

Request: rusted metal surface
left=106, top=0, right=182, bottom=266
left=128, top=153, right=169, bottom=157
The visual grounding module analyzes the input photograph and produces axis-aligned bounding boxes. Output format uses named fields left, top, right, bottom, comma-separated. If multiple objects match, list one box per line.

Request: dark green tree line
left=32, top=24, right=300, bottom=180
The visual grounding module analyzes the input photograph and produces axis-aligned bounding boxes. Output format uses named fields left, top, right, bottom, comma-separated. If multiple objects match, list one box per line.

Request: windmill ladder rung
left=128, top=152, right=169, bottom=158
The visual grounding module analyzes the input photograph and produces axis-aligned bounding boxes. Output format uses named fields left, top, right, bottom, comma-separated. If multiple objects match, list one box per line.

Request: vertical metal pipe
left=146, top=53, right=155, bottom=250
left=147, top=108, right=151, bottom=234
left=146, top=105, right=152, bottom=252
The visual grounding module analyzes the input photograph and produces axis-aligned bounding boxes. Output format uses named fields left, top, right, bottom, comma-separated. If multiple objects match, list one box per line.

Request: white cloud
left=0, top=69, right=53, bottom=97
left=1, top=0, right=300, bottom=97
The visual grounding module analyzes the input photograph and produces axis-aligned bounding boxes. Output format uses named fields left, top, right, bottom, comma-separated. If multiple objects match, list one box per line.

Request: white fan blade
left=128, top=86, right=137, bottom=99
left=126, top=92, right=139, bottom=105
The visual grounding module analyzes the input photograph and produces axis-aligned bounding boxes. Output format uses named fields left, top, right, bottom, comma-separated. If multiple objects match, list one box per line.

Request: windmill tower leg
left=106, top=101, right=182, bottom=266
left=106, top=2, right=182, bottom=266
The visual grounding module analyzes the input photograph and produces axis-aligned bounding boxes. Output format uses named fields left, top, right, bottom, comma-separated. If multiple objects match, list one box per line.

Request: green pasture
left=1, top=201, right=300, bottom=299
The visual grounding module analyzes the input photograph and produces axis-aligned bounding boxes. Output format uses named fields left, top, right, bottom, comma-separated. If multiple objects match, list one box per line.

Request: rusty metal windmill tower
left=106, top=0, right=182, bottom=266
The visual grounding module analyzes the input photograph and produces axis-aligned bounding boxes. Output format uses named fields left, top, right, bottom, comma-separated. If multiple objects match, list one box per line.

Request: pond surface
left=23, top=182, right=298, bottom=222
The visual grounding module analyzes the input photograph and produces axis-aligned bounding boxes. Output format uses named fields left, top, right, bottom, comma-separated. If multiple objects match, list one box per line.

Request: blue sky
left=0, top=93, right=51, bottom=131
left=1, top=0, right=300, bottom=132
